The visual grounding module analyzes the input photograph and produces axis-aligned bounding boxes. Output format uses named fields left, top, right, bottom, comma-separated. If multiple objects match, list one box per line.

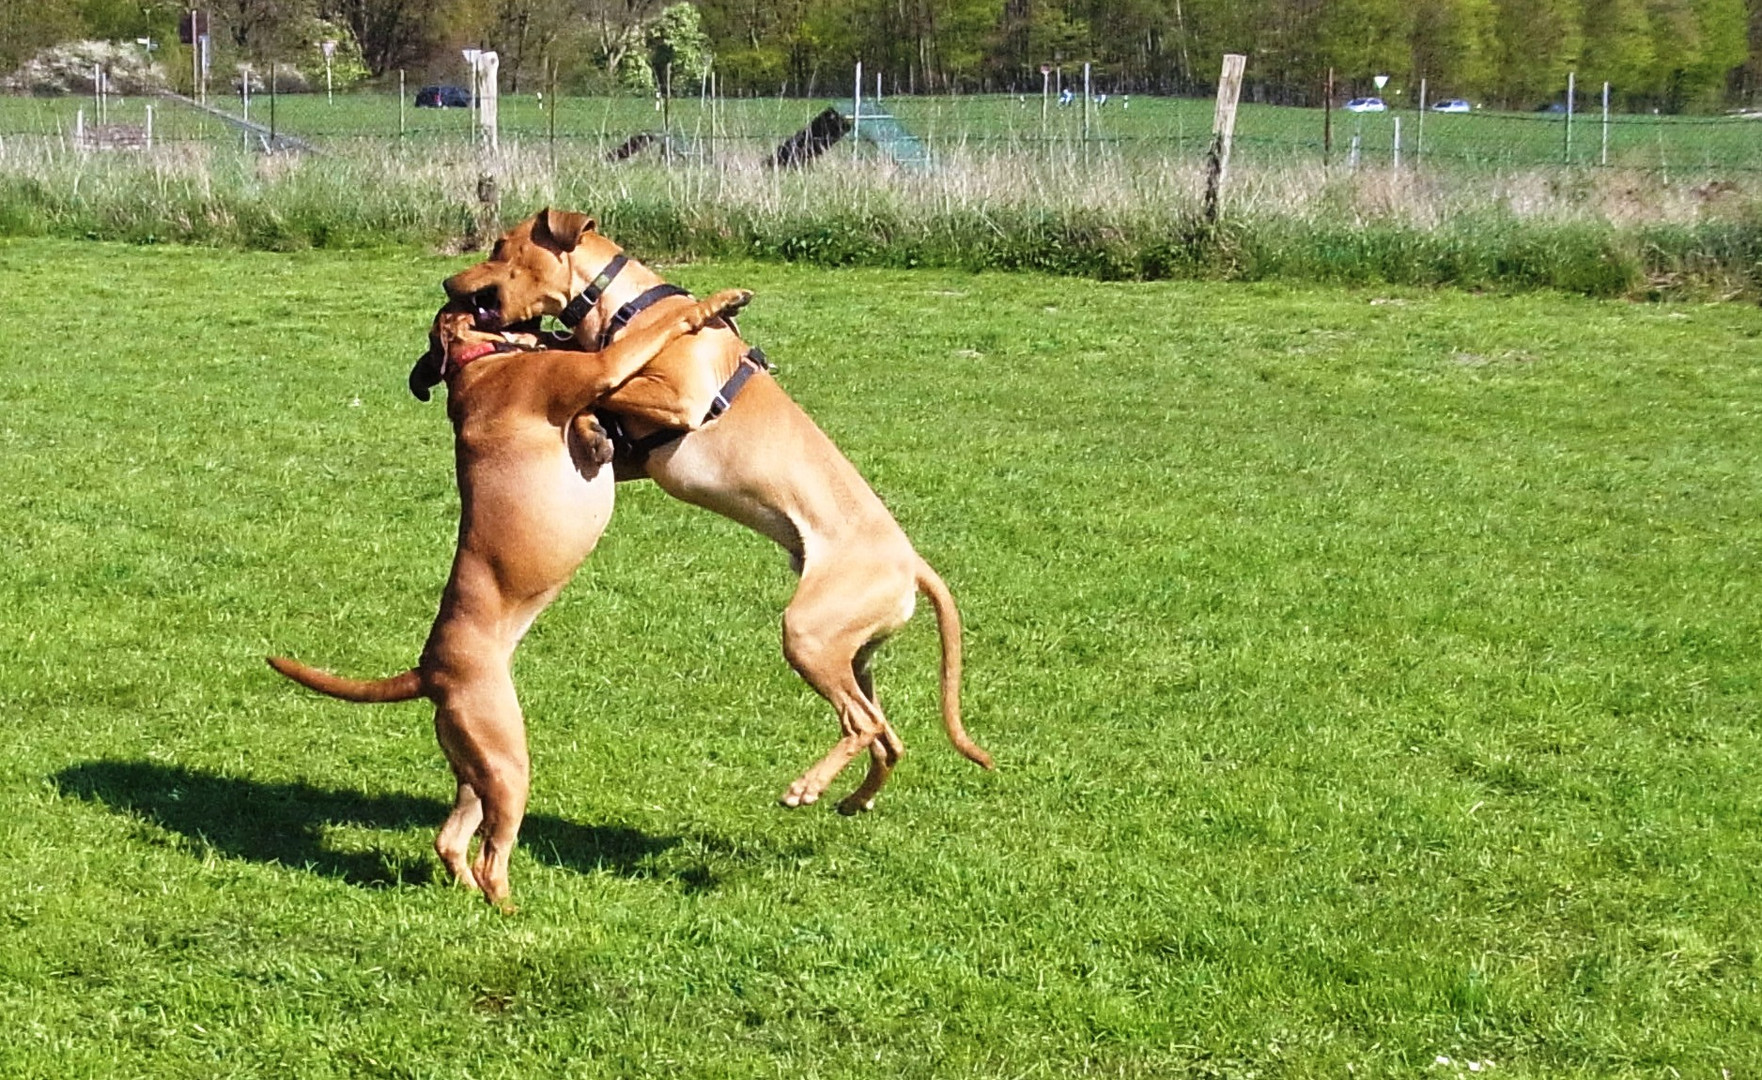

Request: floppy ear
left=537, top=207, right=594, bottom=252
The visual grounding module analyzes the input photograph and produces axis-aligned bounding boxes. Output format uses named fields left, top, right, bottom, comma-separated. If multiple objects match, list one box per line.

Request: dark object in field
left=769, top=107, right=853, bottom=169
left=415, top=85, right=472, bottom=108
left=607, top=132, right=657, bottom=162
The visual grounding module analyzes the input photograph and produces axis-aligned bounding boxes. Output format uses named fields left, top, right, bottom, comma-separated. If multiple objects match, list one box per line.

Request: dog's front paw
left=567, top=413, right=616, bottom=478
left=701, top=288, right=753, bottom=325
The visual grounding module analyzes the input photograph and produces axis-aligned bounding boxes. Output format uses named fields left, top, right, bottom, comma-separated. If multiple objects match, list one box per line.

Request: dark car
left=415, top=85, right=472, bottom=108
left=1534, top=102, right=1568, bottom=114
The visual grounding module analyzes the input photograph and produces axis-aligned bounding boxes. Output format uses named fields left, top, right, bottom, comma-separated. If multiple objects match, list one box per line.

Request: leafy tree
left=323, top=0, right=450, bottom=77
left=1491, top=0, right=1582, bottom=106
left=0, top=0, right=86, bottom=72
left=1410, top=0, right=1497, bottom=101
left=1579, top=0, right=1655, bottom=104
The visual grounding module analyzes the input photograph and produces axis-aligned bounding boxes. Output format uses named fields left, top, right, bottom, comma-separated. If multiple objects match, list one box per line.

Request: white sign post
left=321, top=39, right=336, bottom=105
left=461, top=48, right=481, bottom=131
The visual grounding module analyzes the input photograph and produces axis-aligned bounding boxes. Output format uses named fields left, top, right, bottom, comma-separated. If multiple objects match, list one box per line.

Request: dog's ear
left=537, top=208, right=594, bottom=252
left=408, top=344, right=443, bottom=402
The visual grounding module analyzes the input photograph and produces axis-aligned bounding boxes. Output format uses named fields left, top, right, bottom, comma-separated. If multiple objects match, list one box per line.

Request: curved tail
left=266, top=656, right=424, bottom=704
left=915, top=560, right=993, bottom=770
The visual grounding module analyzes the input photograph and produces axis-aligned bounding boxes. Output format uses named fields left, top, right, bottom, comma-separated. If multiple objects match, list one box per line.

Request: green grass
left=2, top=239, right=1760, bottom=1076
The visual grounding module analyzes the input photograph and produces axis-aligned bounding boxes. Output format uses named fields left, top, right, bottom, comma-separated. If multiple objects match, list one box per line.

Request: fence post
left=1323, top=67, right=1333, bottom=167
left=145, top=104, right=153, bottom=148
left=1393, top=115, right=1401, bottom=171
left=547, top=58, right=557, bottom=175
left=1601, top=81, right=1610, bottom=166
left=1416, top=77, right=1426, bottom=165
left=853, top=60, right=862, bottom=151
left=1082, top=61, right=1092, bottom=156
left=398, top=69, right=405, bottom=138
left=1203, top=53, right=1246, bottom=224
left=1565, top=70, right=1575, bottom=164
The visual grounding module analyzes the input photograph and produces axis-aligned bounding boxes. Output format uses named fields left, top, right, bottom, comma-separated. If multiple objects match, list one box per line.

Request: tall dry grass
left=3, top=133, right=1760, bottom=296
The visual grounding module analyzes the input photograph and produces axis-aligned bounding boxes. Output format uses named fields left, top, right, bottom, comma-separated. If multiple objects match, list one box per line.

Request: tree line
left=6, top=0, right=1762, bottom=111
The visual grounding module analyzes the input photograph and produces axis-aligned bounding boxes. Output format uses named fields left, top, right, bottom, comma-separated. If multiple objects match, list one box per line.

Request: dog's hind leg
left=836, top=646, right=906, bottom=815
left=434, top=781, right=484, bottom=890
left=778, top=568, right=912, bottom=809
left=428, top=653, right=530, bottom=908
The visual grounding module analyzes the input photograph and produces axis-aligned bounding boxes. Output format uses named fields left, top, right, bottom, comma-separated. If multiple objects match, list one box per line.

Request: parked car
left=415, top=85, right=472, bottom=108
left=1534, top=102, right=1568, bottom=114
left=1431, top=98, right=1472, bottom=113
left=1343, top=97, right=1386, bottom=113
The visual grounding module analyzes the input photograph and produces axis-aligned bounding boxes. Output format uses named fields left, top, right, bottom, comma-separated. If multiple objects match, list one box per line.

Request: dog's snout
left=442, top=274, right=469, bottom=301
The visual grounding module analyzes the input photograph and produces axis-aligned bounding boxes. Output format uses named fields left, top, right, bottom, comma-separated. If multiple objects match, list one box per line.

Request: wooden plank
left=1203, top=53, right=1247, bottom=223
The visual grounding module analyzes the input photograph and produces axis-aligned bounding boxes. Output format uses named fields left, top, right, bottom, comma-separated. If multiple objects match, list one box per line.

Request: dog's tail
left=266, top=656, right=424, bottom=703
left=915, top=560, right=993, bottom=770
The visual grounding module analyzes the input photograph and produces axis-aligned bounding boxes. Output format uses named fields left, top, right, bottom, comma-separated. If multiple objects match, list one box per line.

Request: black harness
left=561, top=251, right=773, bottom=464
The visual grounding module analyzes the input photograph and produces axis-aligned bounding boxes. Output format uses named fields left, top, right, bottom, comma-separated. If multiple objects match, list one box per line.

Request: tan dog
left=439, top=209, right=993, bottom=815
left=269, top=288, right=751, bottom=906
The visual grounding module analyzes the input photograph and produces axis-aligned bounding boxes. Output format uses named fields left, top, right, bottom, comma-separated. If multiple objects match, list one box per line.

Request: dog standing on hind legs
left=268, top=288, right=751, bottom=907
left=437, top=209, right=993, bottom=815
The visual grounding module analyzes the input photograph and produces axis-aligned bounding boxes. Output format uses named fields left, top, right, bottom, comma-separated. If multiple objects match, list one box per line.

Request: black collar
left=558, top=253, right=629, bottom=328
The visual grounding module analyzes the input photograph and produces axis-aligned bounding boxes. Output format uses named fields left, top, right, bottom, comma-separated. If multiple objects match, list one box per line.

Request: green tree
left=1580, top=0, right=1655, bottom=103
left=1491, top=0, right=1582, bottom=106
left=1410, top=0, right=1497, bottom=101
left=0, top=0, right=87, bottom=72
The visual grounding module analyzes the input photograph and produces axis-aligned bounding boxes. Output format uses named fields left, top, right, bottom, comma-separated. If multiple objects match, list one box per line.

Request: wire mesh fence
left=4, top=89, right=1762, bottom=177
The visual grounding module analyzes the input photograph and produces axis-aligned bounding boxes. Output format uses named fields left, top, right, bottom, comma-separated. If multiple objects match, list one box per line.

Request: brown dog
left=438, top=209, right=992, bottom=815
left=269, top=288, right=751, bottom=906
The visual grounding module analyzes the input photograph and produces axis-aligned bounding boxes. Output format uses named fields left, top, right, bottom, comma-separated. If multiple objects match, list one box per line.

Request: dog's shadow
left=54, top=760, right=683, bottom=890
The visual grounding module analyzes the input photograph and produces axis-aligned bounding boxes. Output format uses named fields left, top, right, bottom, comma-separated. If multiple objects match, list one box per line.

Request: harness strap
left=558, top=253, right=628, bottom=328
left=611, top=347, right=773, bottom=462
left=600, top=284, right=692, bottom=348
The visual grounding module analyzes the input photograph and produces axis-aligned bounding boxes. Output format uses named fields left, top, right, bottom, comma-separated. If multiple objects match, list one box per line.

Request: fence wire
left=4, top=91, right=1761, bottom=175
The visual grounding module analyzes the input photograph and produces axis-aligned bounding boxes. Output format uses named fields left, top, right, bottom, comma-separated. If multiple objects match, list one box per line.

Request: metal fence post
left=1417, top=77, right=1426, bottom=165
left=1601, top=81, right=1610, bottom=166
left=1082, top=61, right=1092, bottom=156
left=1565, top=70, right=1575, bottom=164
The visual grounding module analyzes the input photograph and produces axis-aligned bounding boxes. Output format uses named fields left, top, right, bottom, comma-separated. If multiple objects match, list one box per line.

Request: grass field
left=1, top=239, right=1760, bottom=1076
left=5, top=90, right=1762, bottom=172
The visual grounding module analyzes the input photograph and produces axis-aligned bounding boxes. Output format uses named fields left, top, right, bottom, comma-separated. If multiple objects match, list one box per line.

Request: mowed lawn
left=0, top=239, right=1758, bottom=1078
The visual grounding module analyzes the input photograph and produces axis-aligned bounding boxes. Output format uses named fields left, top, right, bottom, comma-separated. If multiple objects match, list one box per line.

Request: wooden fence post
left=1203, top=53, right=1246, bottom=224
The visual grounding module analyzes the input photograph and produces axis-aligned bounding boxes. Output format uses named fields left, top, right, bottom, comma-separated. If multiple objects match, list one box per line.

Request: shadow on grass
left=54, top=760, right=683, bottom=889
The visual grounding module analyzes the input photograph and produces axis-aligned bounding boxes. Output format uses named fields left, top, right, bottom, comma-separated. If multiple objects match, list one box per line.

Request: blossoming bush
left=4, top=40, right=168, bottom=96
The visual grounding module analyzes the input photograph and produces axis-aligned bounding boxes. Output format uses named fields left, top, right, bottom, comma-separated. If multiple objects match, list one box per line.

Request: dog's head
left=408, top=305, right=533, bottom=402
left=441, top=208, right=619, bottom=332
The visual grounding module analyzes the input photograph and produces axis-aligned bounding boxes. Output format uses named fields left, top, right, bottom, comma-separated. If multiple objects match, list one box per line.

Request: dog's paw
left=703, top=288, right=753, bottom=322
left=568, top=413, right=616, bottom=478
left=836, top=792, right=877, bottom=816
